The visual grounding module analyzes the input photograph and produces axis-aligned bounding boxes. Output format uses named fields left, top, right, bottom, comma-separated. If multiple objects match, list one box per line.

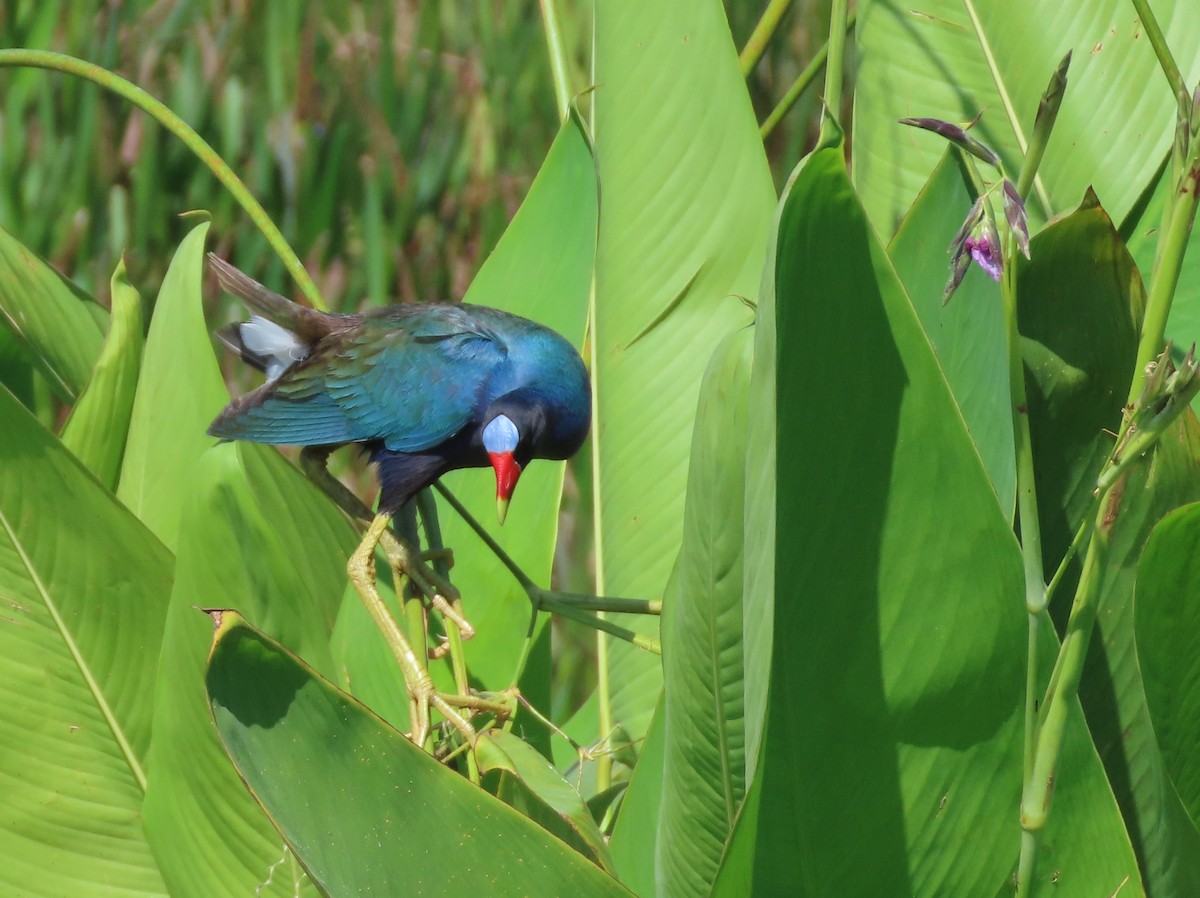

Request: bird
left=206, top=253, right=591, bottom=745
left=206, top=253, right=591, bottom=524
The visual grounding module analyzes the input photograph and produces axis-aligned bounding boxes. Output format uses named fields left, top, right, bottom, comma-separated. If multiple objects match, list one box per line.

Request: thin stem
left=1129, top=0, right=1191, bottom=119
left=541, top=599, right=661, bottom=654
left=1022, top=514, right=1110, bottom=833
left=538, top=0, right=572, bottom=120
left=961, top=0, right=1052, bottom=218
left=760, top=11, right=857, bottom=140
left=819, top=0, right=849, bottom=144
left=1129, top=145, right=1200, bottom=398
left=1044, top=516, right=1092, bottom=608
left=0, top=50, right=327, bottom=311
left=1001, top=191, right=1048, bottom=890
left=431, top=481, right=656, bottom=614
left=739, top=0, right=796, bottom=77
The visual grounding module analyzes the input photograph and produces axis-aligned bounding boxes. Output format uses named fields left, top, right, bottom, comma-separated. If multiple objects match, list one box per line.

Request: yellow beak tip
left=496, top=497, right=510, bottom=526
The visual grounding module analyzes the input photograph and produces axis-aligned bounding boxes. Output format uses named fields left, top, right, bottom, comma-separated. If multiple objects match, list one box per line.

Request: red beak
left=489, top=451, right=522, bottom=524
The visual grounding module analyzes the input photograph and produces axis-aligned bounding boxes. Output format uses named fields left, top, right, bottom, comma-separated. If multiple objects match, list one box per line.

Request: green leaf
left=0, top=223, right=105, bottom=401
left=727, top=144, right=1139, bottom=896
left=656, top=327, right=751, bottom=897
left=591, top=0, right=775, bottom=751
left=1022, top=187, right=1195, bottom=895
left=205, top=611, right=634, bottom=897
left=609, top=700, right=666, bottom=897
left=854, top=0, right=1200, bottom=238
left=1021, top=190, right=1144, bottom=577
left=0, top=384, right=170, bottom=897
left=435, top=110, right=596, bottom=691
left=118, top=220, right=228, bottom=550
left=1136, top=502, right=1200, bottom=831
left=141, top=442, right=358, bottom=898
left=887, top=151, right=1014, bottom=512
left=60, top=258, right=144, bottom=490
left=477, top=728, right=614, bottom=873
left=1074, top=415, right=1200, bottom=897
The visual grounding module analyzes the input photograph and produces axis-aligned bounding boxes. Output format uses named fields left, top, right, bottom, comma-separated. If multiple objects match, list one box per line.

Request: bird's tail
left=207, top=253, right=343, bottom=342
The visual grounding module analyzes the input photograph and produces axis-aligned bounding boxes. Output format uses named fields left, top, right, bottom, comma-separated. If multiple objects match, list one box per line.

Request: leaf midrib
left=0, top=507, right=147, bottom=792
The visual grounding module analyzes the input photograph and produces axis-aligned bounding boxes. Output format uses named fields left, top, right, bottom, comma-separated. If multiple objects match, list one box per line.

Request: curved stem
left=0, top=49, right=327, bottom=311
left=739, top=0, right=796, bottom=77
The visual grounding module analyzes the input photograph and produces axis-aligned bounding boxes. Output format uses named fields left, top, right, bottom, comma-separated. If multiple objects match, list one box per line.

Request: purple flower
left=965, top=224, right=1002, bottom=282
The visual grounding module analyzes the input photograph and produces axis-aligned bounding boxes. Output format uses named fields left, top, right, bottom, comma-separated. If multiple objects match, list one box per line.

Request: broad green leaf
left=608, top=700, right=666, bottom=898
left=205, top=611, right=634, bottom=898
left=477, top=728, right=614, bottom=873
left=1021, top=188, right=1197, bottom=894
left=1021, top=190, right=1143, bottom=573
left=887, top=151, right=1014, bottom=512
left=142, top=443, right=358, bottom=898
left=0, top=224, right=105, bottom=402
left=656, top=327, right=751, bottom=898
left=854, top=0, right=1200, bottom=239
left=591, top=0, right=775, bottom=752
left=61, top=259, right=143, bottom=489
left=118, top=220, right=227, bottom=550
left=0, top=384, right=170, bottom=897
left=1136, top=502, right=1200, bottom=831
left=1074, top=415, right=1200, bottom=897
left=729, top=144, right=1138, bottom=896
left=435, top=110, right=596, bottom=691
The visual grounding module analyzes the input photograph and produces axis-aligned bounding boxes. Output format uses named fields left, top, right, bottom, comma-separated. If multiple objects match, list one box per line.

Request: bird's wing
left=208, top=307, right=507, bottom=452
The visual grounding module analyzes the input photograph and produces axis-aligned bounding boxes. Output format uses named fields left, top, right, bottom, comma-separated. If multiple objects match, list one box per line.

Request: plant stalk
left=760, top=11, right=857, bottom=140
left=538, top=0, right=572, bottom=120
left=739, top=0, right=796, bottom=77
left=819, top=0, right=850, bottom=144
left=1129, top=0, right=1191, bottom=119
left=0, top=50, right=327, bottom=310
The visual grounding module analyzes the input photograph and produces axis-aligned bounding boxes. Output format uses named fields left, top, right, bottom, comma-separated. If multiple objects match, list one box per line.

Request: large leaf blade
left=1136, top=502, right=1200, bottom=831
left=591, top=0, right=775, bottom=750
left=0, top=224, right=105, bottom=402
left=728, top=143, right=1139, bottom=896
left=60, top=258, right=143, bottom=489
left=117, top=220, right=228, bottom=550
left=655, top=327, right=751, bottom=897
left=141, top=442, right=359, bottom=898
left=206, top=611, right=633, bottom=897
left=854, top=0, right=1200, bottom=238
left=0, top=384, right=170, bottom=897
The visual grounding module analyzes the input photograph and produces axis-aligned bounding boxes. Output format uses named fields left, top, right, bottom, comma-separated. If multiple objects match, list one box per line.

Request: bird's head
left=482, top=412, right=525, bottom=525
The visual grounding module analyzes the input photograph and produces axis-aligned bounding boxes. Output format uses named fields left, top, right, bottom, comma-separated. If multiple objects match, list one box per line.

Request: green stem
left=541, top=598, right=661, bottom=654
left=1129, top=0, right=1191, bottom=119
left=538, top=0, right=572, bottom=120
left=431, top=481, right=655, bottom=614
left=1002, top=204, right=1048, bottom=893
left=760, top=11, right=857, bottom=140
left=1021, top=512, right=1110, bottom=834
left=1129, top=146, right=1200, bottom=396
left=0, top=49, right=327, bottom=311
left=739, top=0, right=796, bottom=77
left=819, top=0, right=849, bottom=144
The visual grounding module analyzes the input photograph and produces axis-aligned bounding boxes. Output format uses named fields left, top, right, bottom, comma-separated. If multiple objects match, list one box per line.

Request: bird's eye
left=482, top=414, right=520, bottom=454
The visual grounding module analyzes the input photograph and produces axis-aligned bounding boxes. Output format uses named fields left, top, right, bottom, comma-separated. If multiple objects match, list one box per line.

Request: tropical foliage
left=3, top=2, right=1200, bottom=897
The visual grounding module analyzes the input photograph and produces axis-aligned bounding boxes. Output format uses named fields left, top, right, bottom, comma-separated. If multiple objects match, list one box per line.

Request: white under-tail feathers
left=239, top=315, right=308, bottom=381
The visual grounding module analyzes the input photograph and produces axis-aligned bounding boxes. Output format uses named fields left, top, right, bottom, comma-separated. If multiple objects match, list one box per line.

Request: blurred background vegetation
left=0, top=0, right=835, bottom=719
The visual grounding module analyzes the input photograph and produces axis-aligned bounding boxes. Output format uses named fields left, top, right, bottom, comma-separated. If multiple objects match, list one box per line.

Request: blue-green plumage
left=208, top=255, right=590, bottom=513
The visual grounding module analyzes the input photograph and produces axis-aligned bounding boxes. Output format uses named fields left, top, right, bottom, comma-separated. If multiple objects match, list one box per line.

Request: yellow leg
left=347, top=513, right=476, bottom=746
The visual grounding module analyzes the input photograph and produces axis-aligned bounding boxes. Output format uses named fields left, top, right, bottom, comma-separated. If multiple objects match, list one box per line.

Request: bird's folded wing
left=209, top=318, right=507, bottom=452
